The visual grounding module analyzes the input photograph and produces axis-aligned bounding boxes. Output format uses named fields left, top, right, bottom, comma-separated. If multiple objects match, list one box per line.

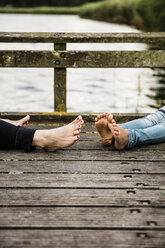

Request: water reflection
left=147, top=43, right=165, bottom=109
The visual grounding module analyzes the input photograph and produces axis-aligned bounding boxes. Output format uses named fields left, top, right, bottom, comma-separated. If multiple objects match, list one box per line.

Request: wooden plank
left=69, top=140, right=165, bottom=150
left=0, top=188, right=164, bottom=206
left=0, top=207, right=164, bottom=228
left=0, top=112, right=147, bottom=123
left=29, top=123, right=97, bottom=132
left=0, top=32, right=165, bottom=43
left=0, top=173, right=164, bottom=188
left=0, top=160, right=165, bottom=173
left=0, top=50, right=164, bottom=68
left=0, top=149, right=164, bottom=161
left=54, top=43, right=67, bottom=112
left=0, top=230, right=164, bottom=247
left=65, top=139, right=165, bottom=151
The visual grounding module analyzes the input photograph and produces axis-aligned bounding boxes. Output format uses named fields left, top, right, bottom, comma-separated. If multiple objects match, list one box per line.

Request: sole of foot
left=110, top=120, right=129, bottom=150
left=95, top=113, right=113, bottom=146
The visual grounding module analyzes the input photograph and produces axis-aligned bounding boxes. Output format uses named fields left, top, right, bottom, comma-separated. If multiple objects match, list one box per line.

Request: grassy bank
left=0, top=6, right=79, bottom=15
left=79, top=0, right=165, bottom=31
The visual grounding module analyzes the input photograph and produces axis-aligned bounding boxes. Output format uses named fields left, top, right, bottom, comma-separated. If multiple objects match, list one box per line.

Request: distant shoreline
left=0, top=6, right=79, bottom=15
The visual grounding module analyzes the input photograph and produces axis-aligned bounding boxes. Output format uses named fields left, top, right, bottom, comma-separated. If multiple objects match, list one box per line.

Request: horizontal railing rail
left=0, top=50, right=164, bottom=68
left=0, top=32, right=165, bottom=112
left=0, top=32, right=165, bottom=43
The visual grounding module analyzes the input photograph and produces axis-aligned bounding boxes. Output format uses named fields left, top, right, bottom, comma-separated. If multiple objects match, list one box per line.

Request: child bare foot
left=32, top=115, right=84, bottom=151
left=95, top=113, right=113, bottom=146
left=1, top=115, right=30, bottom=126
left=107, top=115, right=129, bottom=150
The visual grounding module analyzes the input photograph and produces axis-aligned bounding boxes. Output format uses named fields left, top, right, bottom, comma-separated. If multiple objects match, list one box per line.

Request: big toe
left=107, top=113, right=113, bottom=122
left=97, top=113, right=107, bottom=120
left=18, top=115, right=30, bottom=126
left=71, top=115, right=83, bottom=125
left=24, top=115, right=30, bottom=121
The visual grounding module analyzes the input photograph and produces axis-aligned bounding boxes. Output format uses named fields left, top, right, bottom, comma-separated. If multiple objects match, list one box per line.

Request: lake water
left=0, top=14, right=158, bottom=113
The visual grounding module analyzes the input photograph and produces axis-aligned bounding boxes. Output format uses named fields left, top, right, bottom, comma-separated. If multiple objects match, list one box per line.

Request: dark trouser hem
left=0, top=120, right=36, bottom=152
left=0, top=120, right=19, bottom=150
left=15, top=126, right=36, bottom=152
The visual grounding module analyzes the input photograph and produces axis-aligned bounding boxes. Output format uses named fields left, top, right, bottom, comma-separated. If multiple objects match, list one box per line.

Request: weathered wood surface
left=0, top=230, right=164, bottom=248
left=54, top=43, right=66, bottom=112
left=0, top=173, right=164, bottom=188
left=0, top=112, right=147, bottom=123
left=0, top=207, right=164, bottom=228
left=0, top=189, right=164, bottom=207
left=0, top=149, right=165, bottom=161
left=0, top=120, right=164, bottom=247
left=1, top=160, right=165, bottom=173
left=0, top=50, right=165, bottom=68
left=0, top=32, right=165, bottom=43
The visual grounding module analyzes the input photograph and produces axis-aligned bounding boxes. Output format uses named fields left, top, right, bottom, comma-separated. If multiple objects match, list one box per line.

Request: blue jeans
left=119, top=106, right=165, bottom=148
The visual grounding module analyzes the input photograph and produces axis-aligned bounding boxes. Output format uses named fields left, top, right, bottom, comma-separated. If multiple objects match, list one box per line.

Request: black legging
left=0, top=120, right=36, bottom=152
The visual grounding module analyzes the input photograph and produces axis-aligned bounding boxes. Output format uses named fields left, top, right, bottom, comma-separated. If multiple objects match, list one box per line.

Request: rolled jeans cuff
left=15, top=126, right=36, bottom=152
left=126, top=130, right=135, bottom=148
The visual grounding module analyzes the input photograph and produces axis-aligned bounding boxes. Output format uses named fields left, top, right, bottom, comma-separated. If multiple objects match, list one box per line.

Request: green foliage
left=79, top=0, right=165, bottom=31
left=0, top=6, right=80, bottom=15
left=80, top=0, right=143, bottom=28
left=0, top=0, right=102, bottom=7
left=137, top=0, right=165, bottom=31
left=79, top=2, right=104, bottom=19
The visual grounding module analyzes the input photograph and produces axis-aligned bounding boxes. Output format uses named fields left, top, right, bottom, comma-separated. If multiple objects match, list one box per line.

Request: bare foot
left=1, top=115, right=30, bottom=126
left=108, top=116, right=129, bottom=150
left=95, top=113, right=113, bottom=146
left=32, top=115, right=84, bottom=151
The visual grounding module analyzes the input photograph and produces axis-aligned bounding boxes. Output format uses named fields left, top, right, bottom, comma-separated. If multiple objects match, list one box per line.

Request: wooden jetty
left=0, top=32, right=165, bottom=247
left=0, top=113, right=165, bottom=247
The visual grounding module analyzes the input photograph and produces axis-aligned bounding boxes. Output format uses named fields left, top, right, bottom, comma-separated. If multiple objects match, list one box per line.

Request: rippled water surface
left=0, top=14, right=157, bottom=113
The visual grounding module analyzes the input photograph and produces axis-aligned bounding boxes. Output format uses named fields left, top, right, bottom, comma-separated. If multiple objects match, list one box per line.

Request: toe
left=23, top=115, right=30, bottom=122
left=72, top=115, right=82, bottom=125
left=18, top=115, right=30, bottom=126
left=97, top=115, right=102, bottom=120
left=77, top=115, right=82, bottom=121
left=102, top=113, right=107, bottom=118
left=76, top=124, right=82, bottom=129
left=80, top=119, right=84, bottom=125
left=74, top=129, right=81, bottom=135
left=108, top=113, right=113, bottom=119
left=74, top=135, right=80, bottom=140
left=99, top=113, right=107, bottom=119
left=113, top=123, right=118, bottom=129
left=114, top=130, right=119, bottom=135
left=108, top=113, right=113, bottom=122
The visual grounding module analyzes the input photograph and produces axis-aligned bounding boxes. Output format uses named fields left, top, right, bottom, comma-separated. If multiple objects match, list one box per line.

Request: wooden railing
left=0, top=32, right=165, bottom=112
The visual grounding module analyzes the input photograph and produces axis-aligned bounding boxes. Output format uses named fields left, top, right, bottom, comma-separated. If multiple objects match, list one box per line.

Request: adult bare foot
left=108, top=116, right=129, bottom=150
left=95, top=113, right=113, bottom=146
left=32, top=116, right=83, bottom=151
left=1, top=115, right=30, bottom=126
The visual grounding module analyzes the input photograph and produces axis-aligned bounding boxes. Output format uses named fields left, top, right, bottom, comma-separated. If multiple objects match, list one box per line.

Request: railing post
left=54, top=43, right=66, bottom=112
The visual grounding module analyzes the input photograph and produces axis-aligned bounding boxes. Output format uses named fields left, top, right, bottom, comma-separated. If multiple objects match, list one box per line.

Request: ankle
left=32, top=130, right=47, bottom=148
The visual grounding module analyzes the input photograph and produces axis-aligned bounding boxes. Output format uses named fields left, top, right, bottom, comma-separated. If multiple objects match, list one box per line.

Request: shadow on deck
left=0, top=114, right=165, bottom=247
